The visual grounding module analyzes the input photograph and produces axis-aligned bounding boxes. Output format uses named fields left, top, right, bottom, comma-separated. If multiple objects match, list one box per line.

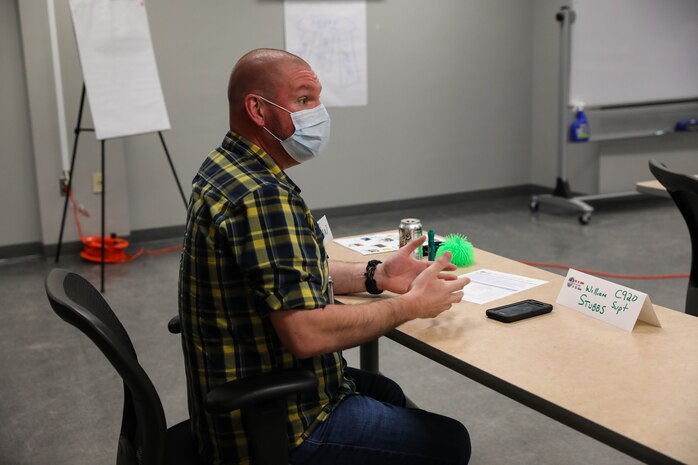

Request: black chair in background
left=45, top=268, right=317, bottom=465
left=649, top=160, right=698, bottom=316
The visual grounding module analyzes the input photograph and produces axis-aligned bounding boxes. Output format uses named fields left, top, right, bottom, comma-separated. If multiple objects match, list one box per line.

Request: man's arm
left=326, top=260, right=369, bottom=295
left=270, top=252, right=468, bottom=359
left=329, top=236, right=458, bottom=295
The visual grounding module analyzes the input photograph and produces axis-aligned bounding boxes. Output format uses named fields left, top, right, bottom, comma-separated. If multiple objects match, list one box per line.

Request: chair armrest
left=204, top=369, right=318, bottom=414
left=167, top=315, right=181, bottom=334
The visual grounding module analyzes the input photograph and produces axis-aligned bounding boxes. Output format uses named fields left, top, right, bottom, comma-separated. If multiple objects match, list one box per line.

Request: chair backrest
left=649, top=159, right=698, bottom=315
left=45, top=268, right=168, bottom=465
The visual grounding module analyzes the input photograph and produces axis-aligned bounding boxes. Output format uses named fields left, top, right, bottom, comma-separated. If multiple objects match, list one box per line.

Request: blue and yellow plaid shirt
left=178, top=132, right=355, bottom=465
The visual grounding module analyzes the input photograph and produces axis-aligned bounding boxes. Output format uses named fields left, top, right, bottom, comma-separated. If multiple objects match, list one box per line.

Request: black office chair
left=45, top=268, right=318, bottom=465
left=649, top=160, right=698, bottom=316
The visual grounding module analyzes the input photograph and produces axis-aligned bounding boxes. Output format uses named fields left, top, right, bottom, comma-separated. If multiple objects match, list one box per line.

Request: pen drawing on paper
left=284, top=1, right=368, bottom=107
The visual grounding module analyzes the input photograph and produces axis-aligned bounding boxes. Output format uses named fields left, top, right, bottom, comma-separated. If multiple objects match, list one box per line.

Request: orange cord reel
left=69, top=190, right=178, bottom=263
left=80, top=234, right=133, bottom=263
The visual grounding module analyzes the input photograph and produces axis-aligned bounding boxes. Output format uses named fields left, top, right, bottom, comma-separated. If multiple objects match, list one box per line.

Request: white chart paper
left=284, top=1, right=368, bottom=107
left=459, top=269, right=548, bottom=305
left=69, top=0, right=170, bottom=140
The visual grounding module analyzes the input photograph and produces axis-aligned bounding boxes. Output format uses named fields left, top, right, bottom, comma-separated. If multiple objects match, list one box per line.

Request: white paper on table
left=69, top=0, right=170, bottom=140
left=284, top=1, right=368, bottom=107
left=333, top=233, right=400, bottom=255
left=459, top=269, right=548, bottom=305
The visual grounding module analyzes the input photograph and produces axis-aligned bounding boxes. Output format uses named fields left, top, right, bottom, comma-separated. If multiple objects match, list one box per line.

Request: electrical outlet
left=59, top=175, right=68, bottom=196
left=92, top=172, right=103, bottom=194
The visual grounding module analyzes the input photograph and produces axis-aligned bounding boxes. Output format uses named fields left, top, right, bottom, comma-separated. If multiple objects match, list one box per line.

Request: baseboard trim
left=128, top=224, right=184, bottom=243
left=0, top=241, right=43, bottom=260
left=43, top=241, right=85, bottom=259
left=41, top=225, right=184, bottom=260
left=313, top=184, right=547, bottom=219
left=3, top=184, right=549, bottom=260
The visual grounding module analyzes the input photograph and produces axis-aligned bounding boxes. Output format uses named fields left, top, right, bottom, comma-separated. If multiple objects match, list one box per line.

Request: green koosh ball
left=434, top=233, right=475, bottom=267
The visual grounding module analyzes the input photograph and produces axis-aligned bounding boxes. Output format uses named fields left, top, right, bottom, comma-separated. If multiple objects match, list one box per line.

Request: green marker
left=428, top=229, right=435, bottom=261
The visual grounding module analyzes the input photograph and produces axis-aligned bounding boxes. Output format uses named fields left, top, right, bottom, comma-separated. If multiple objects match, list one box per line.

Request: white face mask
left=258, top=96, right=331, bottom=163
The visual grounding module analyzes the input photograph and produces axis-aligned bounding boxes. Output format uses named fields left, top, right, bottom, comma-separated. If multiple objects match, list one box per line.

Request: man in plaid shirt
left=179, top=48, right=471, bottom=465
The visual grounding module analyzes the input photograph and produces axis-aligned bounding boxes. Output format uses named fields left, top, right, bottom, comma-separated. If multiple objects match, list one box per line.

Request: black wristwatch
left=364, top=260, right=383, bottom=295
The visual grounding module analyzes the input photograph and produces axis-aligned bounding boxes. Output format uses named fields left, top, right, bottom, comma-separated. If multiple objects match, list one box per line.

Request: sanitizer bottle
left=570, top=105, right=590, bottom=142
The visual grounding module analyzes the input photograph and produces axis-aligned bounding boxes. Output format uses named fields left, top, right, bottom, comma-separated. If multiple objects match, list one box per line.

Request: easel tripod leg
left=55, top=86, right=87, bottom=262
left=100, top=140, right=105, bottom=293
left=158, top=131, right=188, bottom=208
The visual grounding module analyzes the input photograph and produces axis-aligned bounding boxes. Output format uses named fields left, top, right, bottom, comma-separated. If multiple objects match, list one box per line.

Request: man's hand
left=399, top=251, right=470, bottom=320
left=272, top=249, right=470, bottom=359
left=376, top=236, right=458, bottom=294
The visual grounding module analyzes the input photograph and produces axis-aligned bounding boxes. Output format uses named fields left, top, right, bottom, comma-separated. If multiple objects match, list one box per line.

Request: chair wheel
left=579, top=212, right=592, bottom=225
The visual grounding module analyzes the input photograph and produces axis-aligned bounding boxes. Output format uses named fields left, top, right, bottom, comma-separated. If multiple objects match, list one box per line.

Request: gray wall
left=3, top=0, right=697, bottom=252
left=0, top=0, right=41, bottom=248
left=8, top=0, right=535, bottom=250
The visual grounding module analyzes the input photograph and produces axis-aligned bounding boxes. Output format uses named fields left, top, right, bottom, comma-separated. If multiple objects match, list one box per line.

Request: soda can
left=399, top=218, right=423, bottom=259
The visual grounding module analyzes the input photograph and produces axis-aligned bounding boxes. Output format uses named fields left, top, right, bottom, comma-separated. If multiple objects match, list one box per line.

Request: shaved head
left=228, top=48, right=309, bottom=109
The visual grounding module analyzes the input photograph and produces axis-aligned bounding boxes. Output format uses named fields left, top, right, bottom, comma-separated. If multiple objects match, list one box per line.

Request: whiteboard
left=69, top=0, right=170, bottom=140
left=569, top=0, right=698, bottom=107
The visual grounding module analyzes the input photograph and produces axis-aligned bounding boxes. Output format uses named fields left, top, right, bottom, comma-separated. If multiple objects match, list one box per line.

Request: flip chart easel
left=54, top=0, right=187, bottom=292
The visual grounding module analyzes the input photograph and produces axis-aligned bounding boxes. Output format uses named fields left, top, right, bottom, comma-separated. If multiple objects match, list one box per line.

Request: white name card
left=556, top=269, right=661, bottom=332
left=317, top=216, right=333, bottom=246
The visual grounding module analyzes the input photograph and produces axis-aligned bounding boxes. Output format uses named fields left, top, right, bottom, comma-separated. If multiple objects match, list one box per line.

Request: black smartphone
left=485, top=299, right=553, bottom=323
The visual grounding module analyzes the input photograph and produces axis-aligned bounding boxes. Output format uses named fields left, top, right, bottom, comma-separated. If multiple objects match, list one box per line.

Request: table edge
left=385, top=328, right=684, bottom=465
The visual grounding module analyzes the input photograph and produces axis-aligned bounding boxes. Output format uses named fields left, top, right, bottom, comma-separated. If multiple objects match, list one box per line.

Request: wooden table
left=636, top=175, right=698, bottom=198
left=636, top=179, right=671, bottom=198
left=327, top=238, right=698, bottom=465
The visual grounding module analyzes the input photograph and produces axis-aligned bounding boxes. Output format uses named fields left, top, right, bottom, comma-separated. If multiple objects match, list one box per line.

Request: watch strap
left=364, top=260, right=383, bottom=295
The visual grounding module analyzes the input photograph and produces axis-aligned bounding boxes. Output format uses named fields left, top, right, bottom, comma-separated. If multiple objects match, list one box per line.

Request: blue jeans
left=290, top=368, right=471, bottom=465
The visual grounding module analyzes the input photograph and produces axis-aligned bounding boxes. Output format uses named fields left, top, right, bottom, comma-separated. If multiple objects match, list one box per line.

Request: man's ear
left=244, top=94, right=265, bottom=127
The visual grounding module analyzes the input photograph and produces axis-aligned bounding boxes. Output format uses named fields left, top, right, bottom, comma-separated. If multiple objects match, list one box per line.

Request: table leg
left=359, top=339, right=379, bottom=373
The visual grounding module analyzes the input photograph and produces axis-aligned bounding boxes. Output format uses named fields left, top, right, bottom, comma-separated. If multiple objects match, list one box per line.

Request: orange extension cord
left=69, top=191, right=180, bottom=263
left=69, top=191, right=687, bottom=277
left=519, top=261, right=688, bottom=280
